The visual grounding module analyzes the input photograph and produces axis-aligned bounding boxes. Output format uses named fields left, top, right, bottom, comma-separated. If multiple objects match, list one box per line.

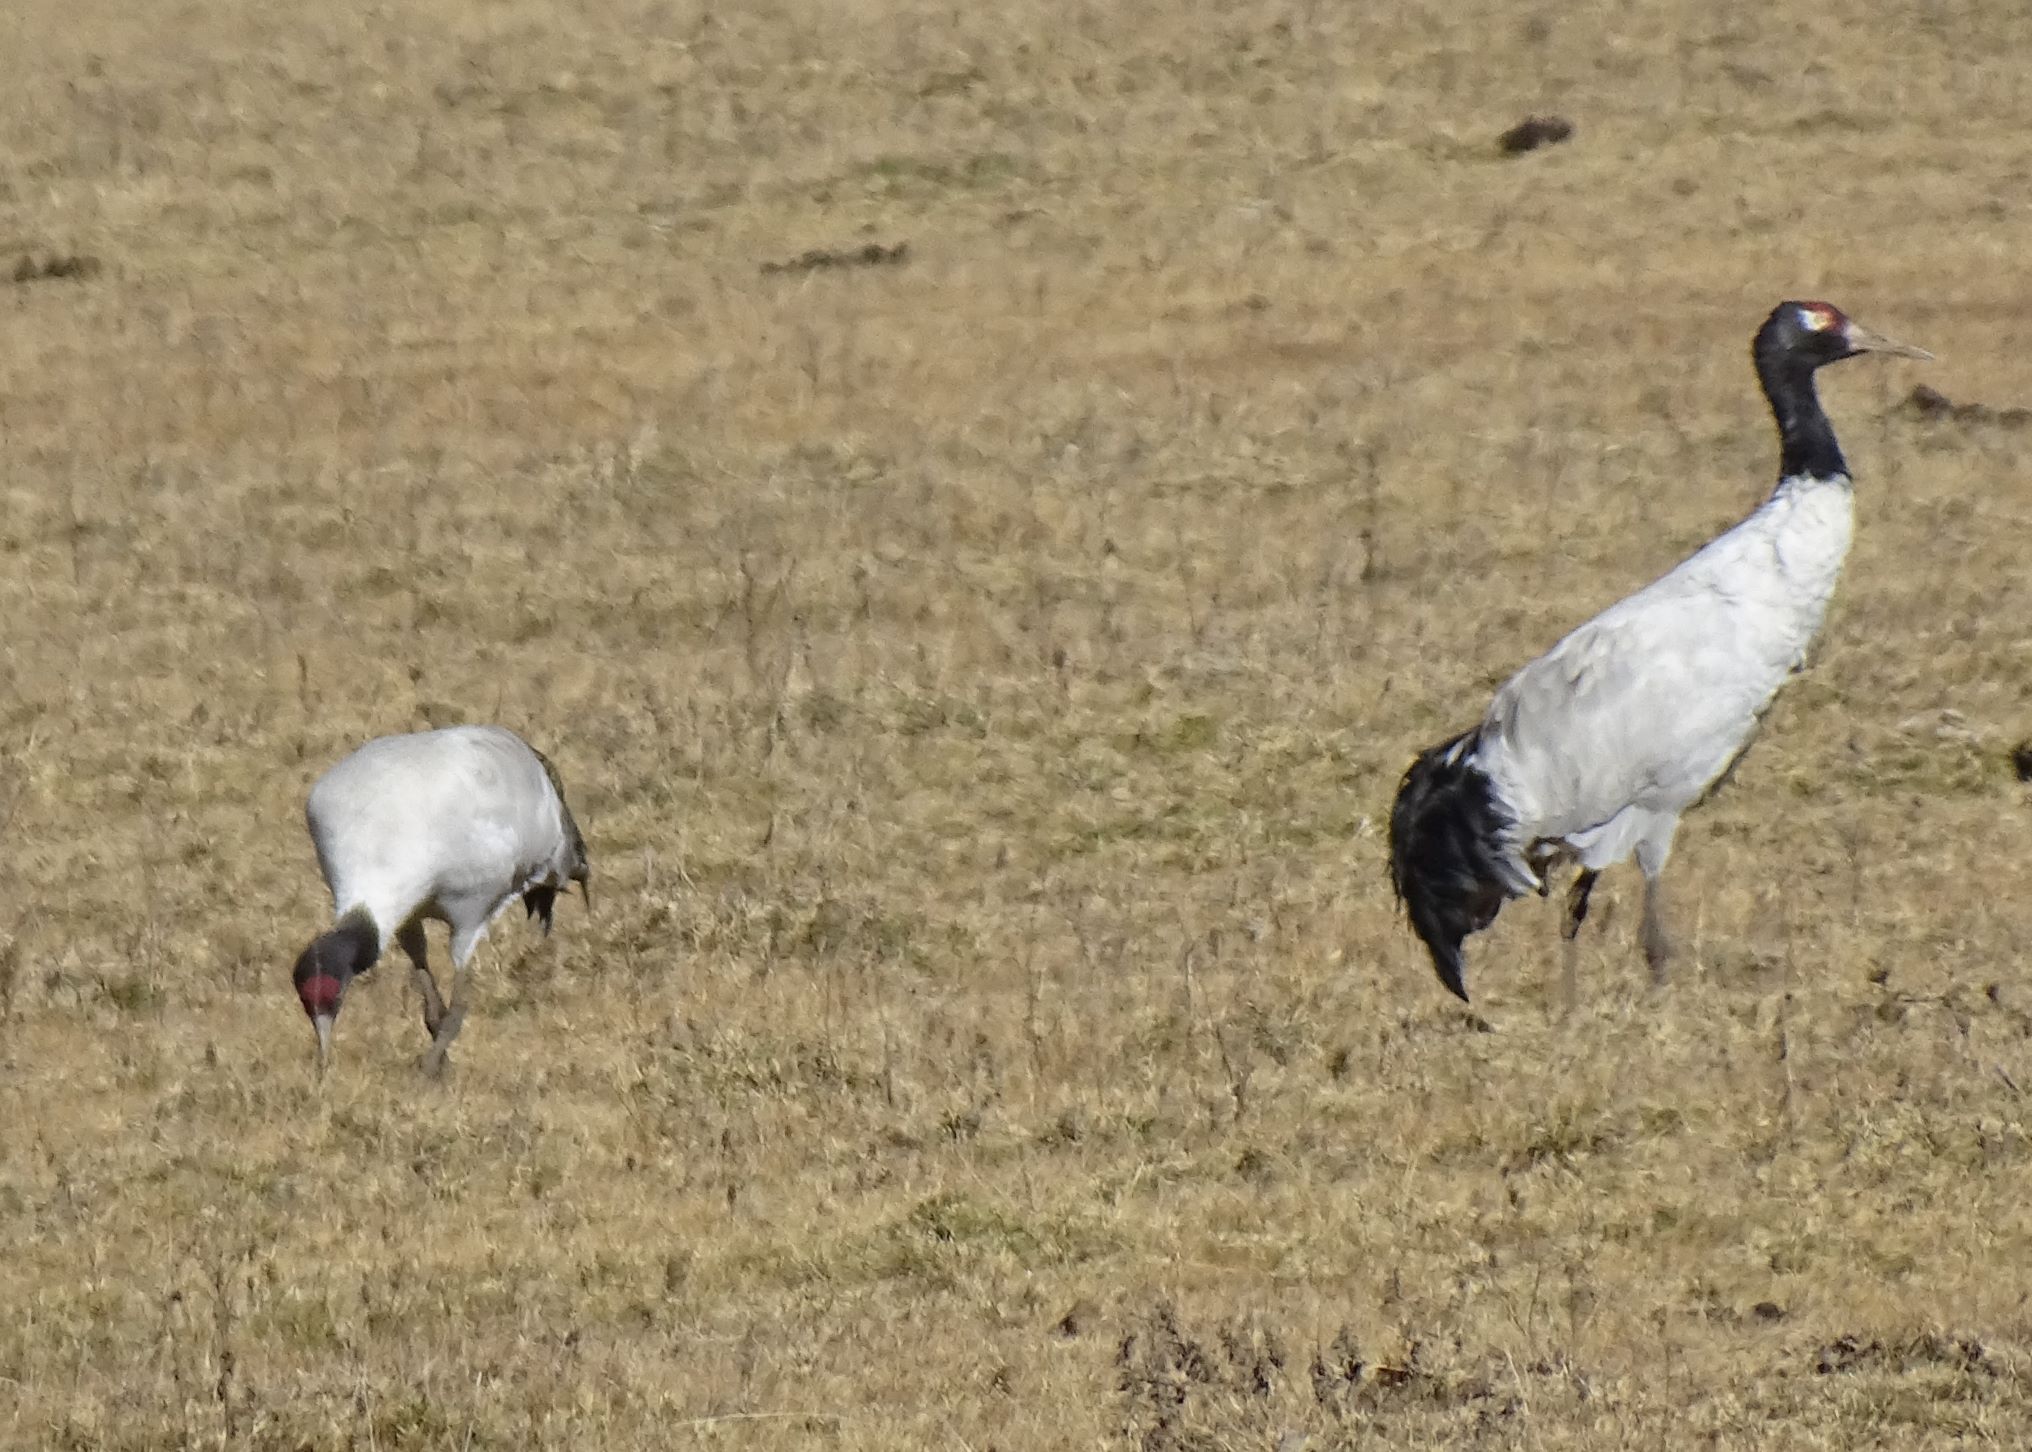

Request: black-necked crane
left=290, top=725, right=590, bottom=1073
left=1389, top=300, right=1929, bottom=1005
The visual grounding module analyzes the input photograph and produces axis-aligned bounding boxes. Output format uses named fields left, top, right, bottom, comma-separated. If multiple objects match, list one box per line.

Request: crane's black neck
left=1756, top=343, right=1849, bottom=486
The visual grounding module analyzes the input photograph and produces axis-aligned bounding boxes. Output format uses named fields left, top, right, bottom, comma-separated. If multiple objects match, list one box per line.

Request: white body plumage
left=1472, top=473, right=1853, bottom=893
left=292, top=724, right=589, bottom=1069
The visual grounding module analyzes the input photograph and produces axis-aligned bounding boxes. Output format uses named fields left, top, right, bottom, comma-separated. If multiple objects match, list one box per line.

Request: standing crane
left=1389, top=301, right=1929, bottom=1004
left=290, top=725, right=590, bottom=1073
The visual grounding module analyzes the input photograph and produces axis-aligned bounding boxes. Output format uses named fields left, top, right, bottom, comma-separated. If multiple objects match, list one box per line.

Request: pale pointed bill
left=1846, top=321, right=1932, bottom=361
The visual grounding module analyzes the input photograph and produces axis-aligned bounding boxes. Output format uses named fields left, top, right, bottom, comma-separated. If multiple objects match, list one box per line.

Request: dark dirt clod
left=1814, top=1332, right=1997, bottom=1378
left=1894, top=384, right=2032, bottom=429
left=1815, top=1336, right=1870, bottom=1375
left=1308, top=1326, right=1364, bottom=1407
left=1498, top=115, right=1574, bottom=154
left=1115, top=1303, right=1200, bottom=1452
left=1054, top=1299, right=1095, bottom=1338
left=2010, top=741, right=2032, bottom=782
left=1115, top=1304, right=1296, bottom=1450
left=760, top=241, right=911, bottom=276
left=1902, top=384, right=1956, bottom=418
left=1217, top=1321, right=1285, bottom=1397
left=10, top=253, right=102, bottom=285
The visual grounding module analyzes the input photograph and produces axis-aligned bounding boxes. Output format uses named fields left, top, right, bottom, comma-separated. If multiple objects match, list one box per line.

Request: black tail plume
left=527, top=741, right=591, bottom=928
left=1388, top=731, right=1519, bottom=1002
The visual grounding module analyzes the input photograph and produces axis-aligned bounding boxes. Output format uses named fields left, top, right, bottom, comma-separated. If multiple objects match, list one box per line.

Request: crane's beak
left=312, top=1012, right=335, bottom=1076
left=1846, top=321, right=1932, bottom=362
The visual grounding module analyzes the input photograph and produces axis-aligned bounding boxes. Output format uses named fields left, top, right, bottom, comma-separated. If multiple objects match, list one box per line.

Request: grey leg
left=1562, top=869, right=1599, bottom=940
left=1634, top=822, right=1680, bottom=988
left=397, top=922, right=447, bottom=1038
left=1641, top=874, right=1673, bottom=985
left=1560, top=869, right=1598, bottom=1016
left=419, top=937, right=477, bottom=1078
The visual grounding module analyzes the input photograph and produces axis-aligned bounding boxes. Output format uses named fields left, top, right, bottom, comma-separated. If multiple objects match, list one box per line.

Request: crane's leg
left=1560, top=869, right=1598, bottom=1016
left=1634, top=826, right=1679, bottom=986
left=419, top=991, right=468, bottom=1078
left=1640, top=879, right=1673, bottom=984
left=420, top=926, right=483, bottom=1078
left=397, top=922, right=448, bottom=1039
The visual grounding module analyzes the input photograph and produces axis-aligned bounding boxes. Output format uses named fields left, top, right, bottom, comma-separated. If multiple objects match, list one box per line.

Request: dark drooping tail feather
left=1388, top=730, right=1519, bottom=1002
left=523, top=883, right=560, bottom=932
left=526, top=742, right=592, bottom=931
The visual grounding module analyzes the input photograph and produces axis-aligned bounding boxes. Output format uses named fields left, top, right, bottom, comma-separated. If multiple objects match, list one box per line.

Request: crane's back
left=307, top=726, right=576, bottom=929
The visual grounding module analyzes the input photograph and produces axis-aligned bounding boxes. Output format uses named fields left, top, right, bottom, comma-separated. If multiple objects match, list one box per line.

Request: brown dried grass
left=3, top=0, right=2032, bottom=1446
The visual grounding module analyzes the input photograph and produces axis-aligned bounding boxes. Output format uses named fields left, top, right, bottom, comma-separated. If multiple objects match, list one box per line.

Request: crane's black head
left=1754, top=301, right=1930, bottom=482
left=291, top=910, right=380, bottom=1074
left=1757, top=301, right=1931, bottom=375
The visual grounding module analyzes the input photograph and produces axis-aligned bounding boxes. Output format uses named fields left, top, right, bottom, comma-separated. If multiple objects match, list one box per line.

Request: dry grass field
left=3, top=0, right=2032, bottom=1446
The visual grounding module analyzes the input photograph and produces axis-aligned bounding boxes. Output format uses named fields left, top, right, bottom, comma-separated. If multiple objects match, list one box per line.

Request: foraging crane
left=290, top=725, right=590, bottom=1072
left=1389, top=301, right=1929, bottom=1003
